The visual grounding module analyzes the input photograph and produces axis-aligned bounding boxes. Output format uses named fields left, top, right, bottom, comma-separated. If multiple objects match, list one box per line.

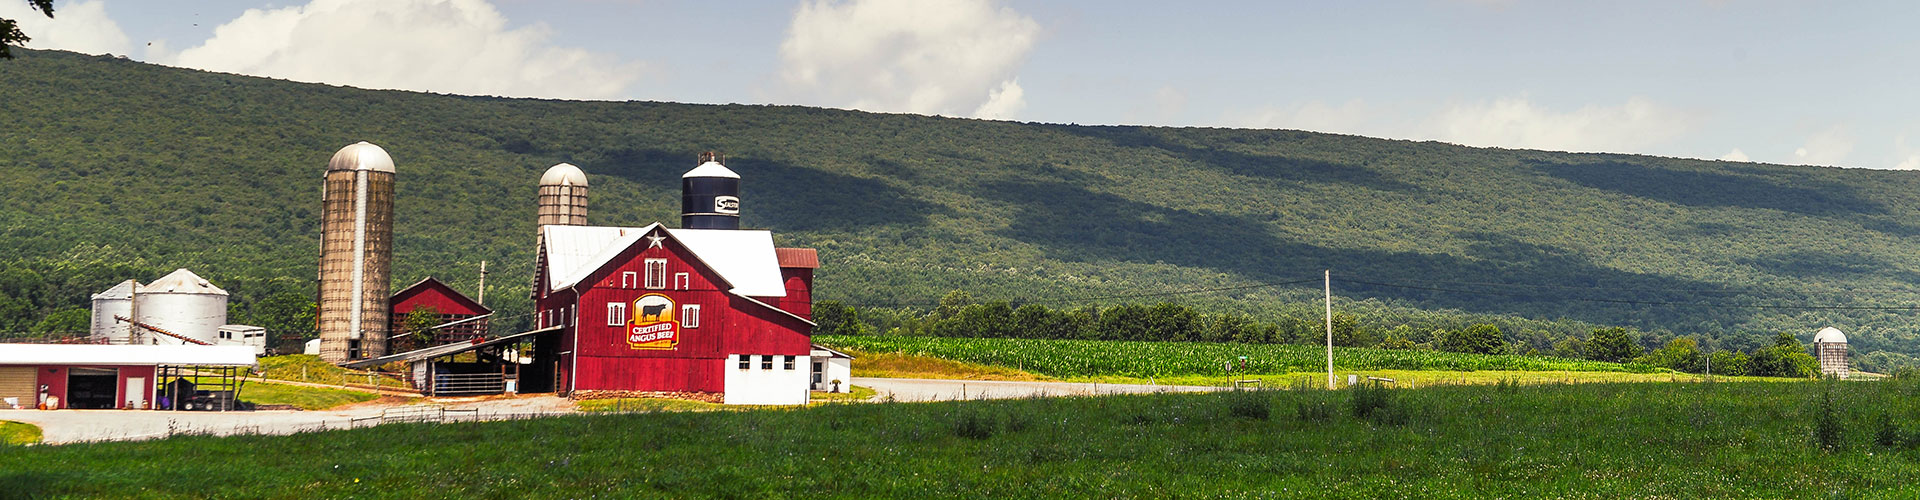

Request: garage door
left=0, top=366, right=34, bottom=408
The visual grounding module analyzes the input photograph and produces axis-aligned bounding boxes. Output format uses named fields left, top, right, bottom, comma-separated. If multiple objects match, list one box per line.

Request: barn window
left=761, top=355, right=774, bottom=370
left=620, top=271, right=637, bottom=289
left=607, top=302, right=626, bottom=326
left=784, top=355, right=796, bottom=370
left=674, top=272, right=690, bottom=290
left=681, top=304, right=701, bottom=328
left=644, top=259, right=667, bottom=289
left=738, top=354, right=750, bottom=370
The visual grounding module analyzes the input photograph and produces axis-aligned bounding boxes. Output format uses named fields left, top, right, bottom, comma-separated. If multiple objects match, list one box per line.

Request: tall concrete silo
left=317, top=141, right=395, bottom=362
left=1813, top=327, right=1849, bottom=379
left=537, top=163, right=589, bottom=227
left=681, top=152, right=740, bottom=230
left=88, top=279, right=139, bottom=343
left=131, top=269, right=228, bottom=345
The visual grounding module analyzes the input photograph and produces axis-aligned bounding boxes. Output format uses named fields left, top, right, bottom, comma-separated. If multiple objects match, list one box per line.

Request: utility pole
left=1325, top=269, right=1334, bottom=390
left=478, top=260, right=488, bottom=306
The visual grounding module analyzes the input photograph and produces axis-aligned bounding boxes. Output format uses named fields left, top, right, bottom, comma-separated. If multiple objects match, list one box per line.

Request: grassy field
left=0, top=421, right=39, bottom=446
left=255, top=355, right=414, bottom=391
left=0, top=380, right=1913, bottom=497
left=819, top=335, right=1662, bottom=381
left=238, top=382, right=381, bottom=411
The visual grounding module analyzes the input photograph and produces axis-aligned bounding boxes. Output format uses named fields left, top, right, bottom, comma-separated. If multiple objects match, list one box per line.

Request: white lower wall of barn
left=722, top=354, right=810, bottom=405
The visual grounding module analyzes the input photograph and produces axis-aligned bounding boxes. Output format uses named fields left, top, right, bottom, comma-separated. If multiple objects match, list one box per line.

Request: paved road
left=854, top=377, right=1222, bottom=402
left=0, top=395, right=574, bottom=444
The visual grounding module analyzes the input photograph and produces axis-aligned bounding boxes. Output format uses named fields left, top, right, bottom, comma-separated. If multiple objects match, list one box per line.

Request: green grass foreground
left=3, top=380, right=1917, bottom=498
left=0, top=421, right=39, bottom=446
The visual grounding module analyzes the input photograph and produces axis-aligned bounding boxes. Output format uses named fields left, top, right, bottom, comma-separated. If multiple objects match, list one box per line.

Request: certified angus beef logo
left=627, top=294, right=680, bottom=350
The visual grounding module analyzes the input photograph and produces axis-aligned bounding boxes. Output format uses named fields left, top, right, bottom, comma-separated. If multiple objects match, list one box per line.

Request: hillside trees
left=1584, top=328, right=1643, bottom=363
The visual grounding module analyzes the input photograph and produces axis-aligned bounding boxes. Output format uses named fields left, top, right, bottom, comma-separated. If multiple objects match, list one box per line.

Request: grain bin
left=131, top=269, right=228, bottom=345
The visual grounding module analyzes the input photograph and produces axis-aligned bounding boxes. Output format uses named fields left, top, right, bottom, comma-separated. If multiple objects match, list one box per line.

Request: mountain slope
left=3, top=49, right=1918, bottom=367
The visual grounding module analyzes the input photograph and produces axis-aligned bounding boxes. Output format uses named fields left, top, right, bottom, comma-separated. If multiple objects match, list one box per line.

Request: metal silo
left=681, top=152, right=740, bottom=230
left=131, top=269, right=228, bottom=345
left=537, top=163, right=589, bottom=227
left=317, top=141, right=395, bottom=362
left=88, top=279, right=139, bottom=343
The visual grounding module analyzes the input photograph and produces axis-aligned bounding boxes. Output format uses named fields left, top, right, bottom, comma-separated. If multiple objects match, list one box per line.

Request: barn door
left=0, top=367, right=32, bottom=409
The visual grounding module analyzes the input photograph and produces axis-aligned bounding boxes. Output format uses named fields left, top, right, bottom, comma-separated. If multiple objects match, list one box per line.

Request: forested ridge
left=3, top=49, right=1918, bottom=370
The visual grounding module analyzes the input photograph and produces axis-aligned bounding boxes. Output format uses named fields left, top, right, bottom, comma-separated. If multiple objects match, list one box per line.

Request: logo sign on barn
left=627, top=294, right=680, bottom=350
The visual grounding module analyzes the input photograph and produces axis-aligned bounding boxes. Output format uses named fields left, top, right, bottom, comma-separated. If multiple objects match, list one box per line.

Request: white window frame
left=737, top=354, right=751, bottom=370
left=681, top=304, right=701, bottom=328
left=761, top=355, right=774, bottom=370
left=607, top=302, right=627, bottom=326
left=644, top=259, right=667, bottom=289
left=674, top=272, right=690, bottom=290
left=784, top=355, right=796, bottom=370
left=621, top=271, right=638, bottom=289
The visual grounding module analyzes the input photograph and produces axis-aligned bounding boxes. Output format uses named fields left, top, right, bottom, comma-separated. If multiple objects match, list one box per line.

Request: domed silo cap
left=327, top=141, right=396, bottom=173
left=682, top=161, right=739, bottom=179
left=1813, top=327, right=1847, bottom=344
left=540, top=163, right=589, bottom=186
left=136, top=269, right=229, bottom=296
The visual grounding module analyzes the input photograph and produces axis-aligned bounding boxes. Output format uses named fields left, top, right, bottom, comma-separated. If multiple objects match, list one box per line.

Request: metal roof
left=543, top=224, right=788, bottom=297
left=91, top=279, right=139, bottom=300
left=776, top=248, right=820, bottom=269
left=810, top=343, right=855, bottom=359
left=682, top=161, right=739, bottom=179
left=339, top=326, right=559, bottom=369
left=0, top=344, right=256, bottom=366
left=138, top=268, right=228, bottom=296
left=540, top=163, right=589, bottom=187
left=327, top=141, right=395, bottom=173
left=1814, top=327, right=1848, bottom=344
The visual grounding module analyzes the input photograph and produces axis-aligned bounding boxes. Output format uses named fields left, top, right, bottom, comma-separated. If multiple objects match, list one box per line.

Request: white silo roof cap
left=540, top=163, right=589, bottom=186
left=327, top=141, right=395, bottom=173
left=682, top=161, right=739, bottom=179
left=137, top=268, right=228, bottom=296
left=1814, top=327, right=1847, bottom=344
left=91, top=279, right=140, bottom=300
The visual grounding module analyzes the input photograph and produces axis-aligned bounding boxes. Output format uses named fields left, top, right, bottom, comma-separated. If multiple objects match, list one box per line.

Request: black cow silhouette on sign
left=639, top=304, right=669, bottom=322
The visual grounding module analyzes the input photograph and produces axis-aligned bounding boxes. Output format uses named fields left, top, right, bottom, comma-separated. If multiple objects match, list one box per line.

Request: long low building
left=0, top=345, right=256, bottom=410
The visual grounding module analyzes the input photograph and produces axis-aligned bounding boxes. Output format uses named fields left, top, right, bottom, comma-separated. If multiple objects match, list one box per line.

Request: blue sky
left=7, top=0, right=1918, bottom=169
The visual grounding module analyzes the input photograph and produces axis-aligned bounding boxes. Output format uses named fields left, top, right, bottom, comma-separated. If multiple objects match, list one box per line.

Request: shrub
left=1813, top=384, right=1841, bottom=451
left=1585, top=327, right=1643, bottom=363
left=950, top=411, right=997, bottom=440
left=1350, top=382, right=1402, bottom=424
left=1224, top=390, right=1271, bottom=420
left=1296, top=399, right=1335, bottom=423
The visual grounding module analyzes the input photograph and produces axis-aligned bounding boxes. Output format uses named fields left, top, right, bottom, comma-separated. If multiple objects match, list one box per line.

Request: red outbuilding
left=389, top=276, right=492, bottom=345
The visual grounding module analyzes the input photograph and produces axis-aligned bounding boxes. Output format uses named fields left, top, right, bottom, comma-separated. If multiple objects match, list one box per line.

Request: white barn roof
left=543, top=223, right=787, bottom=297
left=1814, top=327, right=1848, bottom=344
left=0, top=345, right=256, bottom=366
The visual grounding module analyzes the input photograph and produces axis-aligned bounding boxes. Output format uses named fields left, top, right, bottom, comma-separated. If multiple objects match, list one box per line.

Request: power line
left=827, top=277, right=1323, bottom=309
left=1342, top=278, right=1920, bottom=311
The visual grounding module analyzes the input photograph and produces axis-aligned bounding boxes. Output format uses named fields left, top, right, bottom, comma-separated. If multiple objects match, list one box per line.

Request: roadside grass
left=255, top=355, right=413, bottom=390
left=1073, top=369, right=1794, bottom=387
left=819, top=335, right=1661, bottom=382
left=811, top=385, right=877, bottom=403
left=847, top=350, right=1053, bottom=381
left=239, top=382, right=379, bottom=410
left=0, top=421, right=39, bottom=446
left=1, top=380, right=1915, bottom=497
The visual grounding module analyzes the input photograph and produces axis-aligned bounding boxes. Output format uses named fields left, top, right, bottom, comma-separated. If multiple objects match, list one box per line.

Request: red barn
left=534, top=223, right=818, bottom=404
left=389, top=276, right=492, bottom=345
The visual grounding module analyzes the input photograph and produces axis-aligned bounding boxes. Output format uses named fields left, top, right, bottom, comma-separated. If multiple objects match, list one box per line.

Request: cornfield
left=817, top=335, right=1660, bottom=378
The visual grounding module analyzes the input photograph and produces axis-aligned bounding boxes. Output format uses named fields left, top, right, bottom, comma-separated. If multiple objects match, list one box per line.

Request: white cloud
left=1719, top=149, right=1749, bottom=162
left=1895, top=155, right=1920, bottom=171
left=1789, top=125, right=1853, bottom=166
left=158, top=0, right=641, bottom=100
left=1152, top=86, right=1187, bottom=121
left=1422, top=96, right=1696, bottom=153
left=0, top=0, right=130, bottom=56
left=778, top=0, right=1040, bottom=119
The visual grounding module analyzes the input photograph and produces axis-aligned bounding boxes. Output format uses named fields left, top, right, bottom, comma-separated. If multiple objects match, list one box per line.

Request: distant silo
left=681, top=152, right=740, bottom=230
left=88, top=279, right=139, bottom=343
left=317, top=141, right=395, bottom=362
left=537, top=163, right=589, bottom=227
left=1813, top=327, right=1849, bottom=379
left=131, top=269, right=228, bottom=345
